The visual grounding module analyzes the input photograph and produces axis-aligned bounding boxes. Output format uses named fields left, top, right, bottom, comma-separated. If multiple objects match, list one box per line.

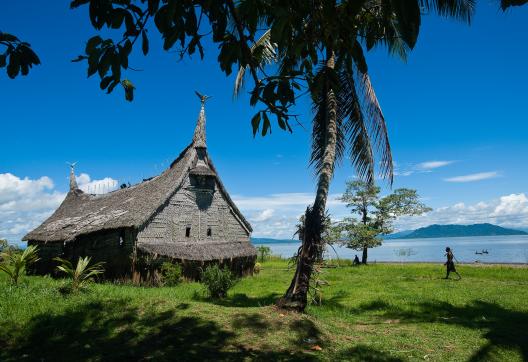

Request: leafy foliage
left=331, top=180, right=431, bottom=262
left=160, top=261, right=182, bottom=286
left=256, top=245, right=271, bottom=263
left=68, top=1, right=474, bottom=180
left=201, top=264, right=237, bottom=299
left=54, top=256, right=105, bottom=292
left=0, top=245, right=40, bottom=285
left=0, top=32, right=40, bottom=78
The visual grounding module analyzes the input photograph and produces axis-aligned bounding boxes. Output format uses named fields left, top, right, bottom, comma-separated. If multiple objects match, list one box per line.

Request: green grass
left=1, top=261, right=527, bottom=361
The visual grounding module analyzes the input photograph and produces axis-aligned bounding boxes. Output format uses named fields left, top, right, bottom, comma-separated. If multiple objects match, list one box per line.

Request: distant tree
left=332, top=181, right=431, bottom=264
left=256, top=245, right=271, bottom=263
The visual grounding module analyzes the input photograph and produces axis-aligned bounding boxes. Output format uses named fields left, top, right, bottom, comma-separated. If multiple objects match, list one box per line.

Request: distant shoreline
left=367, top=261, right=528, bottom=267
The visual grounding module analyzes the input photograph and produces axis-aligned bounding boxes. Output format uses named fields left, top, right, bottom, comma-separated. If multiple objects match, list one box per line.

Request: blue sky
left=1, top=1, right=528, bottom=241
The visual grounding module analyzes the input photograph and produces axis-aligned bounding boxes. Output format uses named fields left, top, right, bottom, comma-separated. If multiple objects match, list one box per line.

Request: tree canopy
left=331, top=180, right=431, bottom=263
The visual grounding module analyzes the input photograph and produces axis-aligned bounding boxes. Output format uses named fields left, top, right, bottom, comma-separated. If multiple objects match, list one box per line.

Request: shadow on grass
left=391, top=300, right=528, bottom=361
left=0, top=299, right=317, bottom=362
left=193, top=292, right=280, bottom=308
left=323, top=297, right=528, bottom=361
left=336, top=345, right=404, bottom=361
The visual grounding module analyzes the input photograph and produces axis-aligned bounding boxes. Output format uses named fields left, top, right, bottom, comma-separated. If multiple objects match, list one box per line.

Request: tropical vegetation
left=54, top=256, right=105, bottom=292
left=0, top=245, right=39, bottom=285
left=331, top=180, right=431, bottom=264
left=1, top=258, right=527, bottom=361
left=201, top=264, right=238, bottom=299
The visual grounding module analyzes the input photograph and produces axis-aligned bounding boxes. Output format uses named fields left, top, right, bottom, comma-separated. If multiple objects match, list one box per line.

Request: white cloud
left=234, top=192, right=348, bottom=239
left=417, top=160, right=455, bottom=170
left=250, top=208, right=275, bottom=222
left=0, top=173, right=66, bottom=243
left=394, top=160, right=454, bottom=177
left=0, top=173, right=118, bottom=243
left=396, top=193, right=528, bottom=231
left=76, top=173, right=118, bottom=194
left=444, top=171, right=499, bottom=183
left=236, top=191, right=528, bottom=239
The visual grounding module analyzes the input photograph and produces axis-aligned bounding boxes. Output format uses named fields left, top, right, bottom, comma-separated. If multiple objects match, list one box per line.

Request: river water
left=254, top=235, right=528, bottom=263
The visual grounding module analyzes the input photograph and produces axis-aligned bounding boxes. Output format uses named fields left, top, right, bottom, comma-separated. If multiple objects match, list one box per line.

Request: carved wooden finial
left=192, top=91, right=211, bottom=149
left=66, top=161, right=78, bottom=191
left=194, top=90, right=212, bottom=107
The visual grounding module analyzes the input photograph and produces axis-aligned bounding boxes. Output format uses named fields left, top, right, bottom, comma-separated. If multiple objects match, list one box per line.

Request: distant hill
left=399, top=223, right=528, bottom=239
left=383, top=230, right=414, bottom=240
left=251, top=237, right=299, bottom=244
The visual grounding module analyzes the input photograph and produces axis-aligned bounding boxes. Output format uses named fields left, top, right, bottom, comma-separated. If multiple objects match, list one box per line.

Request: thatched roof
left=137, top=240, right=256, bottom=261
left=23, top=104, right=252, bottom=243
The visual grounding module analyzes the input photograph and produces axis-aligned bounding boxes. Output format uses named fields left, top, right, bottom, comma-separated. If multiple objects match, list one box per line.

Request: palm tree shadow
left=0, top=299, right=316, bottom=362
left=193, top=292, right=280, bottom=308
left=343, top=299, right=528, bottom=361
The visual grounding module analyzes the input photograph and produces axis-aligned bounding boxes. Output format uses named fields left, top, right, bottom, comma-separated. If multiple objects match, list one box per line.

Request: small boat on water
left=475, top=249, right=489, bottom=255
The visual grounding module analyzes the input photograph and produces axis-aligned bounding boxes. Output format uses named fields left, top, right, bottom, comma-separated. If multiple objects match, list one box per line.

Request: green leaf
left=122, top=79, right=135, bottom=101
left=262, top=112, right=271, bottom=136
left=390, top=0, right=421, bottom=49
left=251, top=112, right=261, bottom=137
left=100, top=76, right=113, bottom=90
left=148, top=0, right=160, bottom=15
left=85, top=36, right=102, bottom=54
left=142, top=30, right=149, bottom=55
left=6, top=53, right=20, bottom=79
left=107, top=79, right=120, bottom=93
left=0, top=32, right=19, bottom=42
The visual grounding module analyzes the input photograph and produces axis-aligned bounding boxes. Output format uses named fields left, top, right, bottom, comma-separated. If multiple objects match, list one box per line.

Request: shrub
left=160, top=262, right=182, bottom=286
left=54, top=256, right=105, bottom=293
left=201, top=264, right=237, bottom=299
left=0, top=245, right=40, bottom=285
left=257, top=245, right=271, bottom=262
left=254, top=262, right=262, bottom=274
left=0, top=239, right=8, bottom=252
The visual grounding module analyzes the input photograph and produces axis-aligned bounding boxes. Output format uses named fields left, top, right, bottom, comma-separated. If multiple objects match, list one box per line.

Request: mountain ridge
left=397, top=223, right=527, bottom=239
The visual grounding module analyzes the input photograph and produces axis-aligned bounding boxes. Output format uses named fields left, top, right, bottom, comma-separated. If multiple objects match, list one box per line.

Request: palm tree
left=234, top=0, right=474, bottom=311
left=54, top=256, right=105, bottom=292
left=0, top=245, right=40, bottom=285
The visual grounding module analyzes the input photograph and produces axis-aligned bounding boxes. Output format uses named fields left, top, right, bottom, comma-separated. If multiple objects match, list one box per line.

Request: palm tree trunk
left=277, top=52, right=337, bottom=312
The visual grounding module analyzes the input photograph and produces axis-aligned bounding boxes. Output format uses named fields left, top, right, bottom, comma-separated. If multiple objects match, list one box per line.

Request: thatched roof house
left=24, top=97, right=256, bottom=279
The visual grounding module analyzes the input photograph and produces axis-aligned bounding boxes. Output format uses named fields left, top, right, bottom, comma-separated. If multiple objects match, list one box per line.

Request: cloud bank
left=0, top=173, right=117, bottom=243
left=1, top=172, right=526, bottom=242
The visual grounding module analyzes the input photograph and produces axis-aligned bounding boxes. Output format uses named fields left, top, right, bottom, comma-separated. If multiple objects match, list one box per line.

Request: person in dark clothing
left=353, top=255, right=360, bottom=266
left=444, top=247, right=461, bottom=280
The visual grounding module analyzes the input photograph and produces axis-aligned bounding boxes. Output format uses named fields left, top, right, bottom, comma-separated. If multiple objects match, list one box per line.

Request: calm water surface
left=254, top=235, right=528, bottom=263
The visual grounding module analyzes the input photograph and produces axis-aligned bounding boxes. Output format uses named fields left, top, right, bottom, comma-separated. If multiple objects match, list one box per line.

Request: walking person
left=444, top=247, right=461, bottom=280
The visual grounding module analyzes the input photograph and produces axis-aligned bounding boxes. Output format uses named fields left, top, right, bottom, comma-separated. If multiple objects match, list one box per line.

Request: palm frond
left=233, top=29, right=276, bottom=98
left=336, top=70, right=375, bottom=184
left=357, top=71, right=393, bottom=183
left=419, top=0, right=476, bottom=23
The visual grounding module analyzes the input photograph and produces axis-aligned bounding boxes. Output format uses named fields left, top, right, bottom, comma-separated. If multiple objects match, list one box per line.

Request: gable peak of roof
left=192, top=91, right=210, bottom=149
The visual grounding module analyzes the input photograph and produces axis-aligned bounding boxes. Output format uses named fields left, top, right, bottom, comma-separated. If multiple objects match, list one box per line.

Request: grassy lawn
left=1, top=260, right=527, bottom=361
